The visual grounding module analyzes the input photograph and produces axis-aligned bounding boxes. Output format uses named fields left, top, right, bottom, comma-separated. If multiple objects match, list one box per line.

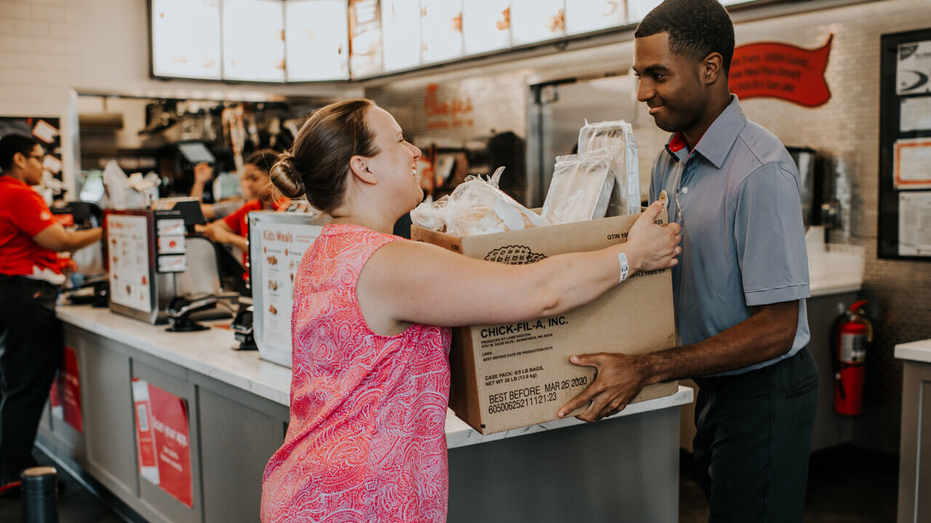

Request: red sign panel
left=49, top=346, right=83, bottom=432
left=729, top=35, right=834, bottom=107
left=132, top=379, right=193, bottom=508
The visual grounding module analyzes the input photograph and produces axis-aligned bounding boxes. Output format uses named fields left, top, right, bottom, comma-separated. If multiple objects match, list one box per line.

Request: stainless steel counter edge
left=895, top=338, right=931, bottom=364
left=56, top=303, right=694, bottom=449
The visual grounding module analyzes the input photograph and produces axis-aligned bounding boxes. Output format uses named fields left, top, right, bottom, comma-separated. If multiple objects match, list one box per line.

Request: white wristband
left=618, top=252, right=629, bottom=283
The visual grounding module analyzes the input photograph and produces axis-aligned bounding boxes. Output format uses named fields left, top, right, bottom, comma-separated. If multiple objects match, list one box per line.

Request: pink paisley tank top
left=261, top=223, right=452, bottom=523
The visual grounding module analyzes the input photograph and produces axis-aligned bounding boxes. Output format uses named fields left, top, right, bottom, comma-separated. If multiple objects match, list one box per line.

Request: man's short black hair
left=0, top=134, right=39, bottom=172
left=635, top=0, right=736, bottom=75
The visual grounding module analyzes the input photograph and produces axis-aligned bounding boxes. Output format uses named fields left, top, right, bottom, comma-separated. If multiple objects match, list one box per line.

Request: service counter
left=896, top=338, right=931, bottom=523
left=38, top=303, right=693, bottom=523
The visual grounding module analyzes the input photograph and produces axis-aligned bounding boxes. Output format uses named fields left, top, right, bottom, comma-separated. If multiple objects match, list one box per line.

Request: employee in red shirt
left=0, top=134, right=102, bottom=490
left=202, top=149, right=289, bottom=277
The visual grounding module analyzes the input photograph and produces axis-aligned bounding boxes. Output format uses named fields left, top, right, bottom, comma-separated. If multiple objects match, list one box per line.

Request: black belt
left=0, top=274, right=61, bottom=306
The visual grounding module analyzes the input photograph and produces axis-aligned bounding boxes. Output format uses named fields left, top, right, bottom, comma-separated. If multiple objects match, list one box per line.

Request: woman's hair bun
left=269, top=152, right=306, bottom=199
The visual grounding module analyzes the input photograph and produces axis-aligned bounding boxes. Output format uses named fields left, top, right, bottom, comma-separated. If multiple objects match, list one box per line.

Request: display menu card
left=627, top=0, right=662, bottom=24
left=222, top=0, right=286, bottom=82
left=462, top=0, right=511, bottom=56
left=107, top=214, right=153, bottom=314
left=286, top=0, right=350, bottom=81
left=566, top=0, right=625, bottom=36
left=151, top=0, right=222, bottom=80
left=510, top=0, right=565, bottom=46
left=421, top=0, right=463, bottom=64
left=349, top=0, right=383, bottom=77
left=381, top=0, right=421, bottom=71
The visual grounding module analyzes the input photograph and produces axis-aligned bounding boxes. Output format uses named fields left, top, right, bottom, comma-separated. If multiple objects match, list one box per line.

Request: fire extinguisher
left=829, top=300, right=873, bottom=416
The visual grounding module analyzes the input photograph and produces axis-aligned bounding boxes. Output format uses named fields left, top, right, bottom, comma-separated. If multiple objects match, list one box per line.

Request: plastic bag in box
left=445, top=167, right=546, bottom=236
left=542, top=148, right=620, bottom=225
left=578, top=120, right=641, bottom=215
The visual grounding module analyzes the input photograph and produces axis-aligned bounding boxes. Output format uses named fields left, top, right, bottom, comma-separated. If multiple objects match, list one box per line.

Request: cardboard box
left=411, top=211, right=678, bottom=434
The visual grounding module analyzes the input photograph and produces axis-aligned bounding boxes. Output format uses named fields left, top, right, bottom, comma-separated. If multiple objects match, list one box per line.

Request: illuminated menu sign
left=421, top=0, right=463, bottom=64
left=510, top=0, right=565, bottom=46
left=349, top=0, right=383, bottom=77
left=151, top=0, right=222, bottom=80
left=222, top=0, right=286, bottom=82
left=566, top=0, right=625, bottom=36
left=285, top=0, right=350, bottom=81
left=462, top=0, right=511, bottom=56
left=381, top=0, right=421, bottom=71
left=627, top=0, right=663, bottom=24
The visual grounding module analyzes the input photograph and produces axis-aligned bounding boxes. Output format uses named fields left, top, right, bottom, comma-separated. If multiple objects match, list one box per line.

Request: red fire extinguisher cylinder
left=833, top=299, right=872, bottom=416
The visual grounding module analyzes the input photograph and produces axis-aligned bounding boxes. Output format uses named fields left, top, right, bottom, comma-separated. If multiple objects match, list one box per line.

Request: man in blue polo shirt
left=559, top=0, right=818, bottom=520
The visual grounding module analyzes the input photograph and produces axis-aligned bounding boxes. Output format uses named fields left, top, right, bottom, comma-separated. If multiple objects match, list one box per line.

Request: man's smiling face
left=633, top=32, right=707, bottom=134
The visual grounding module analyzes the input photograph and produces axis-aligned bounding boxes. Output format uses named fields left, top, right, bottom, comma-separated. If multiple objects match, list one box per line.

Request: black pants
left=0, top=275, right=62, bottom=484
left=693, top=347, right=819, bottom=523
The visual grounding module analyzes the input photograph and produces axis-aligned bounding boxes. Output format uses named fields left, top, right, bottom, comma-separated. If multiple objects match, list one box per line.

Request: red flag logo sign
left=729, top=35, right=834, bottom=107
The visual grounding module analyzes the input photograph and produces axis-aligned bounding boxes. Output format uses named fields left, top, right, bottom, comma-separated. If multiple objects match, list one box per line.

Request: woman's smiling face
left=363, top=105, right=424, bottom=212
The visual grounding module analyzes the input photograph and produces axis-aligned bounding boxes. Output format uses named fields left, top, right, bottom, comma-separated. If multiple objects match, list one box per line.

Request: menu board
left=510, top=0, right=565, bottom=46
left=151, top=0, right=222, bottom=80
left=566, top=0, right=625, bottom=36
left=348, top=0, right=383, bottom=78
left=249, top=213, right=327, bottom=366
left=107, top=214, right=153, bottom=313
left=381, top=0, right=421, bottom=71
left=257, top=223, right=320, bottom=350
left=462, top=0, right=511, bottom=56
left=421, top=0, right=463, bottom=64
left=222, top=0, right=286, bottom=82
left=285, top=0, right=350, bottom=81
left=627, top=0, right=662, bottom=24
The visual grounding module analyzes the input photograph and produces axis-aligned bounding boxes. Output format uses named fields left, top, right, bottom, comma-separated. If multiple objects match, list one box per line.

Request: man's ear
left=348, top=155, right=378, bottom=186
left=702, top=52, right=725, bottom=85
left=11, top=151, right=27, bottom=170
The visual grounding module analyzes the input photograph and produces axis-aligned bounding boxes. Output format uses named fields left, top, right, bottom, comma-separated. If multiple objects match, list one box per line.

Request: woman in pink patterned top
left=260, top=99, right=681, bottom=522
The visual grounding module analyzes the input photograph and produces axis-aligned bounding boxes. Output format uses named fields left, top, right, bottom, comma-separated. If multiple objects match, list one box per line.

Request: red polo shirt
left=0, top=175, right=61, bottom=276
left=222, top=198, right=289, bottom=276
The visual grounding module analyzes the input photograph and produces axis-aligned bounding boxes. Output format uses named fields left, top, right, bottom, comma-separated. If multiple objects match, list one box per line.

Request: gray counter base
left=40, top=322, right=682, bottom=523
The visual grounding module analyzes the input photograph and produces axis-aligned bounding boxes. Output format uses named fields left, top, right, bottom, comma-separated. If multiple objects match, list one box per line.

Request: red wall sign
left=729, top=35, right=834, bottom=107
left=49, top=346, right=83, bottom=432
left=132, top=379, right=193, bottom=508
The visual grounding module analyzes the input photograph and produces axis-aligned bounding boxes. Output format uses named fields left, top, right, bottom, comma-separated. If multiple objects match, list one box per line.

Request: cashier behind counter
left=0, top=134, right=102, bottom=489
left=199, top=149, right=290, bottom=280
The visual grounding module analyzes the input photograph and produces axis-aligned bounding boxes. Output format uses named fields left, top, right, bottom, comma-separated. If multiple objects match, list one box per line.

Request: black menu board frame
left=878, top=28, right=931, bottom=260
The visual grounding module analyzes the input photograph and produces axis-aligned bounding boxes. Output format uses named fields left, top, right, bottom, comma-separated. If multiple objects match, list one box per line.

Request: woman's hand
left=625, top=201, right=682, bottom=273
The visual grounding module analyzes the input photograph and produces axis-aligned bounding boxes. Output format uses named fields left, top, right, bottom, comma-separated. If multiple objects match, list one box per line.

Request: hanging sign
left=132, top=379, right=193, bottom=508
left=729, top=35, right=834, bottom=107
left=49, top=346, right=83, bottom=432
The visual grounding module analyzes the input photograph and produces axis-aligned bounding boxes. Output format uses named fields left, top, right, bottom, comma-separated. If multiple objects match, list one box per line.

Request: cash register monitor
left=152, top=197, right=207, bottom=227
left=177, top=142, right=215, bottom=166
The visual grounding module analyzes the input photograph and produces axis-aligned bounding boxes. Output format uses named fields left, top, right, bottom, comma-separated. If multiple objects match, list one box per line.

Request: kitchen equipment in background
left=527, top=74, right=638, bottom=208
left=786, top=146, right=816, bottom=230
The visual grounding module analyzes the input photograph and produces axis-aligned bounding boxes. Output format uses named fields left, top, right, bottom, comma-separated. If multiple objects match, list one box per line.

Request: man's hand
left=558, top=353, right=649, bottom=423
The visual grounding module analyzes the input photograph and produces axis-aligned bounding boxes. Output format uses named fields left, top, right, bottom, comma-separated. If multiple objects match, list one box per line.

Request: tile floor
left=679, top=445, right=900, bottom=522
left=0, top=444, right=901, bottom=522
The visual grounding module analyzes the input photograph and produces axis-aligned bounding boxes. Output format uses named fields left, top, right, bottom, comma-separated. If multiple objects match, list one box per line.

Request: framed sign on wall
left=878, top=28, right=931, bottom=260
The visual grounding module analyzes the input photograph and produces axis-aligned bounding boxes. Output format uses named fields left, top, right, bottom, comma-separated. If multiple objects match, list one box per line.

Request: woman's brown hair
left=270, top=99, right=379, bottom=212
left=245, top=148, right=285, bottom=204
